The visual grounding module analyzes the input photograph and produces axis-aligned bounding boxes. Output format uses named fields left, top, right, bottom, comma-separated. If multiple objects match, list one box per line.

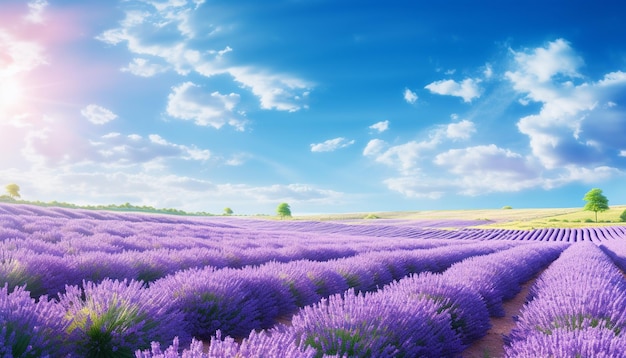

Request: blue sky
left=1, top=0, right=626, bottom=215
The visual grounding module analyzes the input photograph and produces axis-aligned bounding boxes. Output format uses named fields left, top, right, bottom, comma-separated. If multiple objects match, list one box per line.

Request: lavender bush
left=59, top=279, right=187, bottom=357
left=506, top=243, right=626, bottom=356
left=506, top=325, right=626, bottom=358
left=288, top=289, right=462, bottom=357
left=443, top=243, right=565, bottom=317
left=0, top=284, right=67, bottom=357
left=382, top=272, right=491, bottom=345
left=149, top=267, right=264, bottom=339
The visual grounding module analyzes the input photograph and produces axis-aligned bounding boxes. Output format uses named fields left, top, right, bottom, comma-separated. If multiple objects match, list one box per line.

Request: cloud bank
left=365, top=38, right=625, bottom=200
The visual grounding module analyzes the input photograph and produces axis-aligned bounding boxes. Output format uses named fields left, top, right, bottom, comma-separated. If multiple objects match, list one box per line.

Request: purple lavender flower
left=59, top=278, right=187, bottom=357
left=0, top=248, right=52, bottom=298
left=244, top=326, right=319, bottom=358
left=22, top=252, right=76, bottom=298
left=505, top=325, right=626, bottom=358
left=135, top=336, right=207, bottom=358
left=506, top=243, right=626, bottom=356
left=149, top=267, right=263, bottom=340
left=257, top=260, right=323, bottom=308
left=71, top=251, right=140, bottom=284
left=0, top=284, right=68, bottom=357
left=383, top=272, right=491, bottom=345
left=300, top=263, right=349, bottom=299
left=443, top=243, right=564, bottom=317
left=289, top=289, right=462, bottom=357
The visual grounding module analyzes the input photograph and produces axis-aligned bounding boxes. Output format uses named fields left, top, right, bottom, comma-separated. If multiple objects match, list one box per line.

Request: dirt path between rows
left=461, top=275, right=539, bottom=358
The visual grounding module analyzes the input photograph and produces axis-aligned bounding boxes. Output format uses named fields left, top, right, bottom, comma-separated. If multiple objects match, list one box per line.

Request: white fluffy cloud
left=367, top=144, right=542, bottom=201
left=369, top=120, right=389, bottom=133
left=166, top=82, right=246, bottom=130
left=542, top=166, right=623, bottom=189
left=363, top=139, right=387, bottom=157
left=121, top=58, right=168, bottom=77
left=446, top=119, right=475, bottom=140
left=434, top=145, right=541, bottom=195
left=97, top=1, right=312, bottom=115
left=92, top=133, right=179, bottom=164
left=5, top=110, right=212, bottom=168
left=0, top=30, right=46, bottom=78
left=510, top=39, right=583, bottom=83
left=363, top=137, right=439, bottom=175
left=91, top=132, right=211, bottom=165
left=229, top=66, right=312, bottom=112
left=363, top=116, right=478, bottom=176
left=403, top=88, right=418, bottom=104
left=363, top=118, right=537, bottom=199
left=425, top=78, right=481, bottom=102
left=311, top=137, right=355, bottom=152
left=506, top=39, right=626, bottom=172
left=81, top=104, right=118, bottom=125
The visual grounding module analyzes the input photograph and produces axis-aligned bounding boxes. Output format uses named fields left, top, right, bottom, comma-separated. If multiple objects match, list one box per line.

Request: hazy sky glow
left=1, top=0, right=626, bottom=214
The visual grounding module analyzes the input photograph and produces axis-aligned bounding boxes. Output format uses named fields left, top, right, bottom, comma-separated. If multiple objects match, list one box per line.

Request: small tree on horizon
left=276, top=202, right=292, bottom=219
left=5, top=183, right=21, bottom=199
left=223, top=207, right=233, bottom=215
left=583, top=188, right=609, bottom=223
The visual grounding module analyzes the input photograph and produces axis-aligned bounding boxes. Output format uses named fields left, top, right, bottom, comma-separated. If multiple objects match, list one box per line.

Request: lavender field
left=2, top=203, right=626, bottom=357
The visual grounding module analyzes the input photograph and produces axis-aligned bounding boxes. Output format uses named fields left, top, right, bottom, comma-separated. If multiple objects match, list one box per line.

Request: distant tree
left=583, top=188, right=609, bottom=223
left=5, top=183, right=20, bottom=199
left=502, top=206, right=513, bottom=210
left=276, top=202, right=291, bottom=219
left=620, top=209, right=626, bottom=222
left=223, top=207, right=233, bottom=215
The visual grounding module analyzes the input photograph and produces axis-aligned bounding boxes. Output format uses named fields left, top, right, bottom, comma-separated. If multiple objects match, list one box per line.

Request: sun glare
left=0, top=77, right=24, bottom=111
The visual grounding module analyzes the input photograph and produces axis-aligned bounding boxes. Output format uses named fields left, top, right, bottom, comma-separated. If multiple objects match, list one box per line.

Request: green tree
left=620, top=209, right=626, bottom=222
left=583, top=188, right=609, bottom=223
left=276, top=202, right=291, bottom=219
left=223, top=207, right=233, bottom=215
left=5, top=183, right=20, bottom=199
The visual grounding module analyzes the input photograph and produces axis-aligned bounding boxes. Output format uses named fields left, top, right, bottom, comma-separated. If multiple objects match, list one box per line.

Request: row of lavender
left=3, top=204, right=626, bottom=254
left=0, top=205, right=452, bottom=255
left=1, top=203, right=470, bottom=298
left=6, top=204, right=626, bottom=244
left=0, top=203, right=473, bottom=242
left=436, top=226, right=626, bottom=242
left=212, top=215, right=626, bottom=242
left=505, top=243, right=626, bottom=356
left=1, top=239, right=454, bottom=299
left=1, top=240, right=514, bottom=356
left=3, top=204, right=626, bottom=299
left=3, top=203, right=626, bottom=355
left=140, top=242, right=566, bottom=357
left=8, top=201, right=624, bottom=301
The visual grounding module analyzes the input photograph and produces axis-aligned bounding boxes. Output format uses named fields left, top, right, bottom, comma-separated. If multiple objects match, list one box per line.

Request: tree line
left=3, top=182, right=619, bottom=222
left=2, top=183, right=294, bottom=218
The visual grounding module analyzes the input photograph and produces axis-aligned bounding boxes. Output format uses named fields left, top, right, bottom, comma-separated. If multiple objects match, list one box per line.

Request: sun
left=0, top=76, right=25, bottom=111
